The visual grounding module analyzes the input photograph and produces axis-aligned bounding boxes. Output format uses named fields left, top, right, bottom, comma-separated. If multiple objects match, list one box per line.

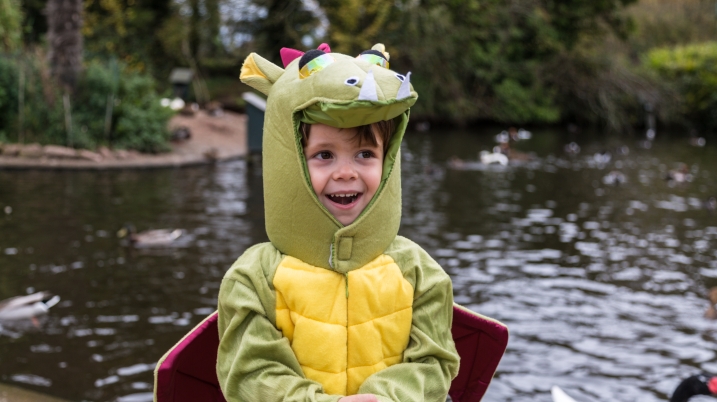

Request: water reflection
left=0, top=128, right=716, bottom=401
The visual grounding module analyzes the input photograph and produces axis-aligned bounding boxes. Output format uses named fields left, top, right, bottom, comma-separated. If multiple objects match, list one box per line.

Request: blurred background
left=2, top=0, right=717, bottom=144
left=2, top=0, right=717, bottom=401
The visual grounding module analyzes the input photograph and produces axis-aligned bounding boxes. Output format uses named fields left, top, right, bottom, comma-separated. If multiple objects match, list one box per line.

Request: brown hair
left=300, top=119, right=396, bottom=153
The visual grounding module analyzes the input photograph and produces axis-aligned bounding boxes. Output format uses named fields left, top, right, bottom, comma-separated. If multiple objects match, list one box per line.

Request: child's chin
left=325, top=207, right=359, bottom=226
left=333, top=211, right=359, bottom=226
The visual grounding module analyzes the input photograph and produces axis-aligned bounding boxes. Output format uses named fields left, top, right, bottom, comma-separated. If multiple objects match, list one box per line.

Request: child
left=217, top=43, right=459, bottom=402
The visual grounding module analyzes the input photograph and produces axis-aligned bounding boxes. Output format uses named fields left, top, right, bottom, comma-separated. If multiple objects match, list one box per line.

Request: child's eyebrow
left=305, top=141, right=336, bottom=149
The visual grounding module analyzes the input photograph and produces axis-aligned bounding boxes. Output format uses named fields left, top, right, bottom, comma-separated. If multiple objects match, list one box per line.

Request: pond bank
left=0, top=383, right=68, bottom=402
left=0, top=111, right=248, bottom=170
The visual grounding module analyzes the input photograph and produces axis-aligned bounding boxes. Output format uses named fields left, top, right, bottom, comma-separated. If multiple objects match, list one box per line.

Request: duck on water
left=552, top=377, right=717, bottom=402
left=117, top=224, right=185, bottom=247
left=0, top=291, right=60, bottom=323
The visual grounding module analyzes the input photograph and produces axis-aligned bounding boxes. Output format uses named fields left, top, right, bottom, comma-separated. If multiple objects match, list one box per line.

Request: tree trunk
left=46, top=0, right=83, bottom=92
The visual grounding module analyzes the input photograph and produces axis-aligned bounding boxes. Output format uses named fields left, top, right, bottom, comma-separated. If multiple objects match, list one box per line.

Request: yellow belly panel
left=273, top=254, right=413, bottom=395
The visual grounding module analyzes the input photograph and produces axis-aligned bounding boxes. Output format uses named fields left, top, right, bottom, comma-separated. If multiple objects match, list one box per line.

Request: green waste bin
left=242, top=92, right=266, bottom=155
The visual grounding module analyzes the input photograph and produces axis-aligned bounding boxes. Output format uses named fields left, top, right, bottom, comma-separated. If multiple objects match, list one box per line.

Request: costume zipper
left=329, top=244, right=334, bottom=268
left=345, top=273, right=349, bottom=298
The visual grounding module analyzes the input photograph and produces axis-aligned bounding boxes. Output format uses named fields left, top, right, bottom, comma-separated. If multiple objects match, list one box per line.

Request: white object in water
left=564, top=142, right=580, bottom=155
left=480, top=151, right=509, bottom=166
left=495, top=131, right=510, bottom=144
left=169, top=98, right=185, bottom=111
left=593, top=152, right=611, bottom=165
left=517, top=128, right=532, bottom=140
left=602, top=170, right=626, bottom=186
left=551, top=386, right=578, bottom=402
left=0, top=292, right=60, bottom=321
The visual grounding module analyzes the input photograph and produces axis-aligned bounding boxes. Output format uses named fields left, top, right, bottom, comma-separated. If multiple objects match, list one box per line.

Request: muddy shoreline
left=0, top=111, right=248, bottom=170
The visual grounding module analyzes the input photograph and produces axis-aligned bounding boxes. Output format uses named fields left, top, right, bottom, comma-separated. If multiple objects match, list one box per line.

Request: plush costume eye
left=344, top=76, right=359, bottom=86
left=356, top=50, right=389, bottom=69
left=299, top=49, right=335, bottom=79
left=395, top=73, right=406, bottom=82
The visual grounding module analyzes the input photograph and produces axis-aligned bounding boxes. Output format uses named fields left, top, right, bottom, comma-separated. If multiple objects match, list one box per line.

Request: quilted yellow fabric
left=274, top=254, right=413, bottom=395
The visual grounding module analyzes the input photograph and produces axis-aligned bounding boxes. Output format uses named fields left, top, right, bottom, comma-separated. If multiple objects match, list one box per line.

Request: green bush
left=0, top=54, right=66, bottom=144
left=645, top=42, right=717, bottom=131
left=0, top=53, right=174, bottom=152
left=112, top=68, right=174, bottom=152
left=0, top=0, right=23, bottom=52
left=492, top=78, right=560, bottom=124
left=74, top=60, right=174, bottom=152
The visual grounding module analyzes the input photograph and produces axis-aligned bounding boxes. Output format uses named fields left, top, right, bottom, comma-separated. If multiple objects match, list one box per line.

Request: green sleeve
left=217, top=244, right=342, bottom=402
left=361, top=237, right=460, bottom=402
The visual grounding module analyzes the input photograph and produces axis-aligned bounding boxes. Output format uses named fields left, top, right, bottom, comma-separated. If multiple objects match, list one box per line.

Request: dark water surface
left=1, top=128, right=717, bottom=401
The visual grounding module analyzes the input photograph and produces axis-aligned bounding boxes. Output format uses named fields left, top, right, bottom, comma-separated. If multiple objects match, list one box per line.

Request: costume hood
left=240, top=43, right=417, bottom=273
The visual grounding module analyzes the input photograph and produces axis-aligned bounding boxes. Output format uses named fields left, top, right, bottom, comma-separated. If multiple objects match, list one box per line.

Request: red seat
left=154, top=304, right=508, bottom=402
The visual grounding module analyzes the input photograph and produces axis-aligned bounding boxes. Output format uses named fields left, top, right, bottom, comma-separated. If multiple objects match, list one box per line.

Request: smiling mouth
left=327, top=193, right=360, bottom=205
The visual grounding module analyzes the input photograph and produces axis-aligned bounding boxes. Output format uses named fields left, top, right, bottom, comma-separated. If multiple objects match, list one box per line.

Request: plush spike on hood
left=397, top=72, right=412, bottom=100
left=358, top=69, right=378, bottom=101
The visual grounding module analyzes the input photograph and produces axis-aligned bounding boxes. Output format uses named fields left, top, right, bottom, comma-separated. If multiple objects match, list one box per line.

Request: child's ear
left=240, top=53, right=285, bottom=96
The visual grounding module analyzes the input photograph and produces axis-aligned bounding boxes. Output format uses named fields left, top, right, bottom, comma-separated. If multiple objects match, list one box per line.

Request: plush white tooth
left=397, top=72, right=412, bottom=100
left=358, top=69, right=379, bottom=101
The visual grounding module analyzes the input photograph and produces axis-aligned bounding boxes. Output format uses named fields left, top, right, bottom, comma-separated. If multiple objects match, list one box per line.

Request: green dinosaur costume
left=217, top=43, right=459, bottom=402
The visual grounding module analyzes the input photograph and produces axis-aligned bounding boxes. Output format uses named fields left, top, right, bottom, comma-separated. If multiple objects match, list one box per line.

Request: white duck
left=480, top=150, right=509, bottom=166
left=0, top=291, right=60, bottom=322
left=551, top=386, right=578, bottom=402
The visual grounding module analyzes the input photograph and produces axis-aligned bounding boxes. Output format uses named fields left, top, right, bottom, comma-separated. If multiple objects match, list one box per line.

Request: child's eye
left=357, top=151, right=374, bottom=159
left=315, top=151, right=332, bottom=160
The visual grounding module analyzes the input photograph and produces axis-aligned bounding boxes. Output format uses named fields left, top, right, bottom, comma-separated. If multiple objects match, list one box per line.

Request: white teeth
left=331, top=193, right=357, bottom=197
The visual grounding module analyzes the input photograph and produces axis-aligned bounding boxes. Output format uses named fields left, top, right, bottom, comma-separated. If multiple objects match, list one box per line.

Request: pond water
left=1, top=127, right=717, bottom=402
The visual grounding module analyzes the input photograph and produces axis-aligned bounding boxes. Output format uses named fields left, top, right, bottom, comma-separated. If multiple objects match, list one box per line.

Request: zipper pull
left=345, top=273, right=349, bottom=298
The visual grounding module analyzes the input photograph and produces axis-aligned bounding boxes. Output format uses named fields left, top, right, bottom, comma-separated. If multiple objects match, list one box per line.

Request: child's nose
left=333, top=161, right=358, bottom=180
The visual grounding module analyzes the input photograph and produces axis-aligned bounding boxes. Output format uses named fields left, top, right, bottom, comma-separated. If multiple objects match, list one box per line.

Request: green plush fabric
left=216, top=45, right=458, bottom=401
left=361, top=236, right=459, bottom=401
left=217, top=238, right=459, bottom=401
left=217, top=244, right=341, bottom=402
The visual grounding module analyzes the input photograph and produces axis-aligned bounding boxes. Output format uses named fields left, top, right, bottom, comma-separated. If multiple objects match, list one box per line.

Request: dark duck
left=670, top=374, right=717, bottom=402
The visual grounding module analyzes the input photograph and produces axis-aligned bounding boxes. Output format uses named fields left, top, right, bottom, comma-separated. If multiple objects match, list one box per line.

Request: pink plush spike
left=317, top=43, right=331, bottom=53
left=280, top=48, right=304, bottom=68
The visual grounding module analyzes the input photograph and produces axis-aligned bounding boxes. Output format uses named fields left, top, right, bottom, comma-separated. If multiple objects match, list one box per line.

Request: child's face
left=304, top=124, right=384, bottom=226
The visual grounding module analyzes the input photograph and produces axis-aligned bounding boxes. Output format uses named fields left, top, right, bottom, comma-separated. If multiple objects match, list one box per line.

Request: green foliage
left=0, top=53, right=66, bottom=143
left=645, top=41, right=717, bottom=131
left=83, top=0, right=178, bottom=76
left=316, top=0, right=638, bottom=125
left=492, top=79, right=560, bottom=124
left=318, top=0, right=395, bottom=55
left=19, top=0, right=47, bottom=44
left=0, top=52, right=173, bottom=152
left=626, top=0, right=717, bottom=53
left=111, top=65, right=174, bottom=152
left=71, top=60, right=174, bottom=152
left=13, top=0, right=714, bottom=131
left=0, top=0, right=23, bottom=51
